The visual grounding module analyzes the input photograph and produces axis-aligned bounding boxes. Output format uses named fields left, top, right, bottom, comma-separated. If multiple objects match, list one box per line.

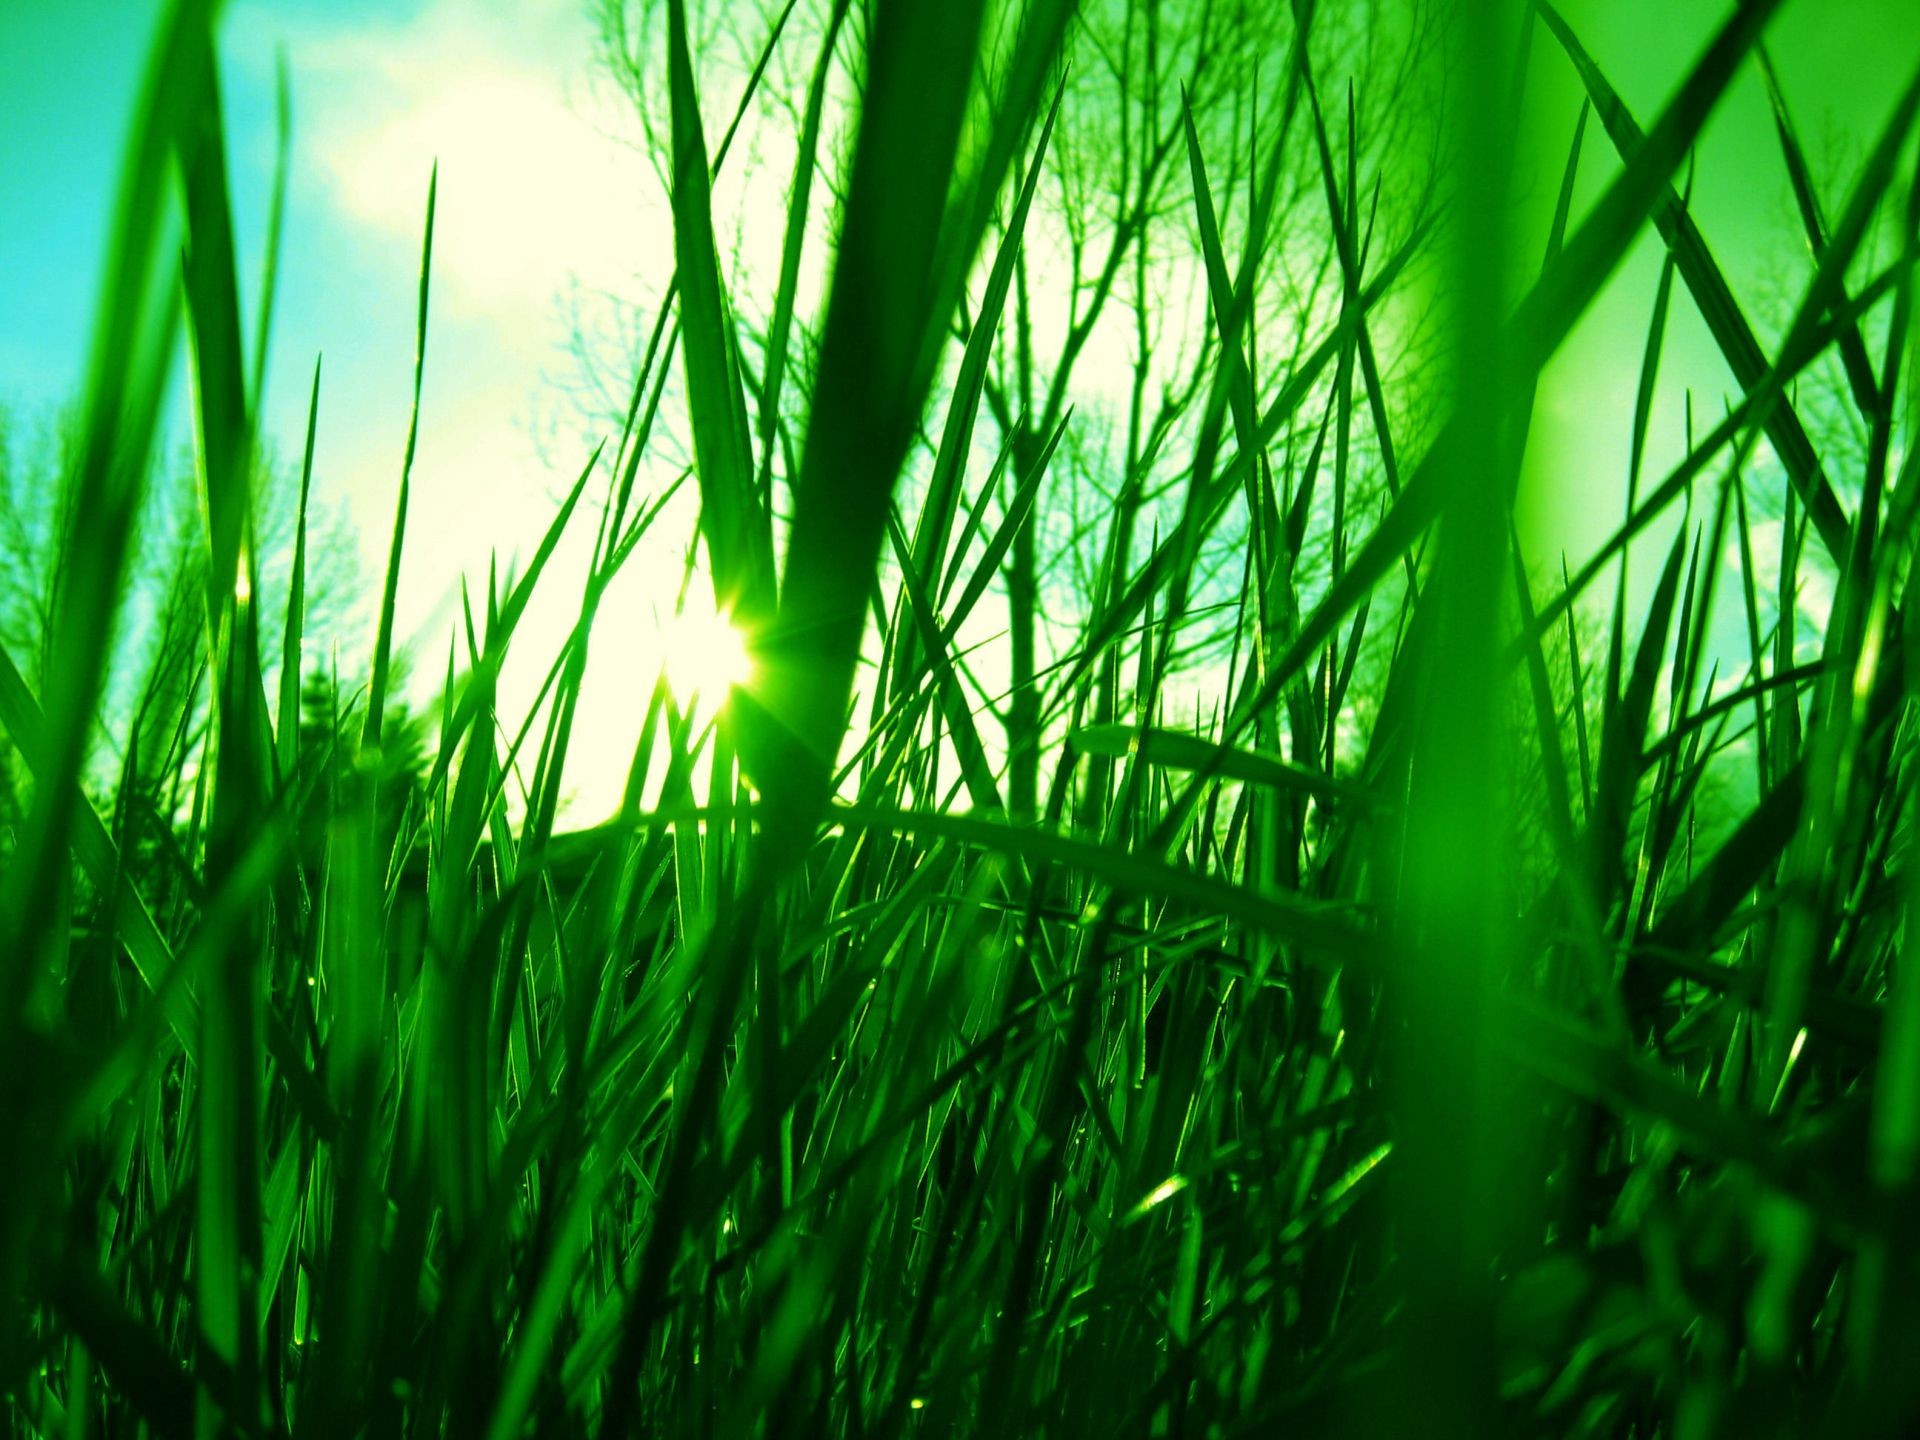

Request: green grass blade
left=277, top=356, right=320, bottom=783
left=249, top=47, right=291, bottom=407
left=664, top=0, right=772, bottom=626
left=364, top=163, right=437, bottom=753
left=1755, top=45, right=1883, bottom=418
left=178, top=35, right=272, bottom=1425
left=738, top=0, right=991, bottom=834
left=898, top=82, right=1064, bottom=696
left=755, top=0, right=851, bottom=506
left=1533, top=0, right=1849, bottom=560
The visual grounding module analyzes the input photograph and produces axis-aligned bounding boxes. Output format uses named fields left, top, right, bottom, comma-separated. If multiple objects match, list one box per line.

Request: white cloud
left=231, top=0, right=674, bottom=320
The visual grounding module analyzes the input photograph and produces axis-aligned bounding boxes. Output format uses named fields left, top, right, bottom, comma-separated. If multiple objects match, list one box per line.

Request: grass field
left=3, top=0, right=1920, bottom=1435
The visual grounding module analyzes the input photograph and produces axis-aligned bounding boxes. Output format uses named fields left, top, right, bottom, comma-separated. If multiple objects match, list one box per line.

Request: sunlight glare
left=658, top=602, right=754, bottom=708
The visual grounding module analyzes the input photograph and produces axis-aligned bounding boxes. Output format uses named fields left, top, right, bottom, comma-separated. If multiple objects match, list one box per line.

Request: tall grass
left=4, top=0, right=1920, bottom=1435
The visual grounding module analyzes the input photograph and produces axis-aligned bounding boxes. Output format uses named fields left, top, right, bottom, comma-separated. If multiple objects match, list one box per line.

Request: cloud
left=229, top=0, right=673, bottom=323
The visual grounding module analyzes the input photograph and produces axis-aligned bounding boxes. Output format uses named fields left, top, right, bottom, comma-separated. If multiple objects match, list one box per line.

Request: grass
left=3, top=0, right=1920, bottom=1435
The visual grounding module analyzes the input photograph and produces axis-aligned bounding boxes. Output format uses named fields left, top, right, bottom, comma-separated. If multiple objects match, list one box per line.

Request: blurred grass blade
left=0, top=0, right=212, bottom=1016
left=178, top=32, right=271, bottom=1427
left=1533, top=0, right=1849, bottom=560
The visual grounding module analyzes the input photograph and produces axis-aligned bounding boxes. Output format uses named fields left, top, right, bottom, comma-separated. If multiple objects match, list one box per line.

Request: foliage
left=2, top=0, right=1920, bottom=1437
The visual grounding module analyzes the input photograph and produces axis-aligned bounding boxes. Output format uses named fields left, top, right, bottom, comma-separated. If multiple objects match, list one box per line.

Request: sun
left=657, top=601, right=754, bottom=708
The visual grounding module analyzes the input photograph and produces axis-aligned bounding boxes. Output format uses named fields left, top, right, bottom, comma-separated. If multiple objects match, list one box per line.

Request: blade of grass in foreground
left=297, top=161, right=437, bottom=1440
left=1375, top=0, right=1518, bottom=1429
left=365, top=163, right=436, bottom=754
left=736, top=0, right=996, bottom=838
left=663, top=0, right=773, bottom=627
left=828, top=804, right=1372, bottom=963
left=1755, top=45, right=1883, bottom=419
left=277, top=356, right=320, bottom=782
left=754, top=0, right=851, bottom=509
left=1070, top=723, right=1374, bottom=807
left=249, top=48, right=292, bottom=408
left=0, top=0, right=212, bottom=1022
left=179, top=31, right=272, bottom=1428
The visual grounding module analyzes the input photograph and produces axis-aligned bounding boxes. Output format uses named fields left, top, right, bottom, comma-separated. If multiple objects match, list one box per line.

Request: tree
left=586, top=0, right=1444, bottom=818
left=0, top=395, right=364, bottom=854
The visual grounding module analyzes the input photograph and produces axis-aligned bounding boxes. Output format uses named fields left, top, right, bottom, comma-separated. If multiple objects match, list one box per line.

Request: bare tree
left=583, top=0, right=1444, bottom=818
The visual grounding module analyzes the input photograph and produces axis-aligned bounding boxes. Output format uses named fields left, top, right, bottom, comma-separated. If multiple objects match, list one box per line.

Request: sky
left=3, top=0, right=697, bottom=813
left=1, top=0, right=1916, bottom=814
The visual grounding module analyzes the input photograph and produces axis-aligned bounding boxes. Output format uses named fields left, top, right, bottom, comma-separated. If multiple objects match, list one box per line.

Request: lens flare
left=658, top=602, right=753, bottom=705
